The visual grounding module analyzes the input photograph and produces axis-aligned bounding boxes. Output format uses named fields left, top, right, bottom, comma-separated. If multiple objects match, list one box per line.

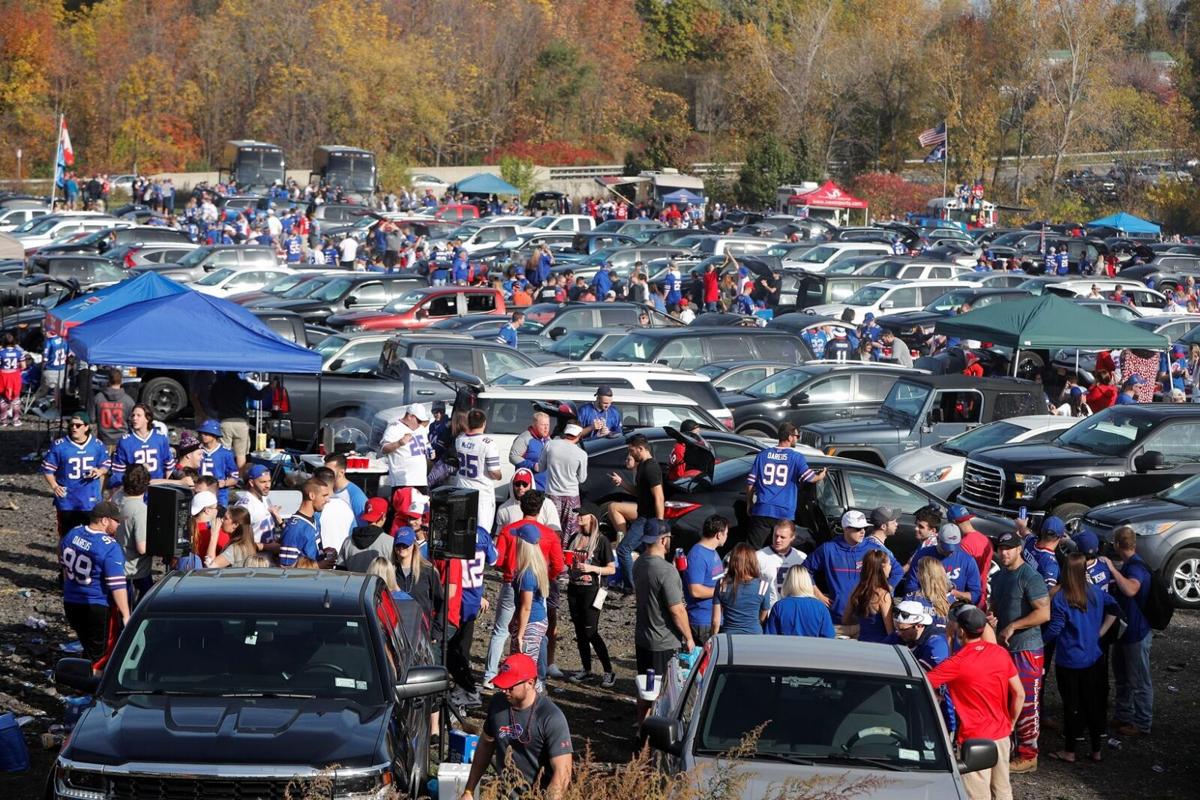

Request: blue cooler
left=448, top=730, right=479, bottom=764
left=0, top=712, right=29, bottom=772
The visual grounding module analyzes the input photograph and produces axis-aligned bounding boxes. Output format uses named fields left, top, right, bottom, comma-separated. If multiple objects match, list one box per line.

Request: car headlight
left=1013, top=473, right=1045, bottom=498
left=333, top=766, right=393, bottom=799
left=1129, top=521, right=1176, bottom=537
left=56, top=765, right=108, bottom=800
left=911, top=466, right=953, bottom=484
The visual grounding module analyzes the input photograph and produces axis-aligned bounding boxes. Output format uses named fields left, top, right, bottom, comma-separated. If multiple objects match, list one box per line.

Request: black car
left=50, top=569, right=448, bottom=799
left=603, top=326, right=813, bottom=371
left=1115, top=257, right=1200, bottom=293
left=253, top=273, right=425, bottom=324
left=33, top=225, right=190, bottom=258
left=527, top=326, right=633, bottom=364
left=722, top=363, right=918, bottom=437
left=876, top=287, right=1030, bottom=352
left=959, top=405, right=1200, bottom=529
left=2, top=255, right=125, bottom=307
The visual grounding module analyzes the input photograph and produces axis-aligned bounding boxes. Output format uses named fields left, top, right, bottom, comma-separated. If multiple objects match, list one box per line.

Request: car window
left=212, top=251, right=240, bottom=266
left=918, top=285, right=953, bottom=304
left=350, top=283, right=387, bottom=305
left=1108, top=305, right=1140, bottom=322
left=466, top=292, right=496, bottom=313
left=426, top=295, right=457, bottom=317
left=716, top=367, right=767, bottom=392
left=647, top=379, right=722, bottom=409
left=480, top=349, right=533, bottom=382
left=545, top=377, right=634, bottom=389
left=1144, top=422, right=1200, bottom=467
left=929, top=267, right=952, bottom=279
left=479, top=399, right=529, bottom=434
left=1023, top=427, right=1066, bottom=443
left=751, top=335, right=804, bottom=362
left=596, top=308, right=637, bottom=327
left=414, top=346, right=474, bottom=375
left=91, top=261, right=126, bottom=282
left=805, top=374, right=852, bottom=403
left=657, top=338, right=705, bottom=370
left=844, top=470, right=930, bottom=514
left=710, top=440, right=760, bottom=461
left=707, top=335, right=747, bottom=362
left=933, top=390, right=983, bottom=423
left=856, top=373, right=898, bottom=402
left=885, top=287, right=918, bottom=308
left=649, top=405, right=707, bottom=428
left=551, top=309, right=592, bottom=332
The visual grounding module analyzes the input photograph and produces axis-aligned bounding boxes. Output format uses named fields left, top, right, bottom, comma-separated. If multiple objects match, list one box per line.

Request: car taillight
left=664, top=500, right=702, bottom=520
left=273, top=384, right=290, bottom=413
left=721, top=416, right=734, bottom=430
left=124, top=248, right=139, bottom=268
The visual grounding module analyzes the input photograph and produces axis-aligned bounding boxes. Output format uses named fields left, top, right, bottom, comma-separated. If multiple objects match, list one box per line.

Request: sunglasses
left=394, top=541, right=413, bottom=549
left=70, top=421, right=88, bottom=428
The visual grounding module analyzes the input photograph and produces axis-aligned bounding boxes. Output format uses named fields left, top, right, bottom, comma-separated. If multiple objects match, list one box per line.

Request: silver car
left=643, top=635, right=996, bottom=799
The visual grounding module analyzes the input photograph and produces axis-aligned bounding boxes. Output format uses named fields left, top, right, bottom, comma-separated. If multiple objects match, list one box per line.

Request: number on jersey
left=62, top=547, right=93, bottom=584
left=66, top=456, right=96, bottom=481
left=762, top=462, right=790, bottom=487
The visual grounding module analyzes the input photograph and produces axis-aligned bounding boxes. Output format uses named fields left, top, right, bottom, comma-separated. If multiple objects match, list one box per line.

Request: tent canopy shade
left=934, top=293, right=1170, bottom=351
left=661, top=188, right=704, bottom=205
left=785, top=180, right=869, bottom=210
left=1085, top=211, right=1161, bottom=235
left=67, top=290, right=321, bottom=373
left=47, top=271, right=190, bottom=334
left=452, top=172, right=521, bottom=196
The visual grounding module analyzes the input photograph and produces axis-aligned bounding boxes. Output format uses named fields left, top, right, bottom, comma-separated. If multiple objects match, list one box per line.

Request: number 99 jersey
left=747, top=446, right=817, bottom=520
left=60, top=526, right=126, bottom=606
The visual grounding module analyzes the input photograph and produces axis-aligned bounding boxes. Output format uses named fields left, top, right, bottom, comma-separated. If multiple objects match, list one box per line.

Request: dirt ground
left=1, top=423, right=1198, bottom=798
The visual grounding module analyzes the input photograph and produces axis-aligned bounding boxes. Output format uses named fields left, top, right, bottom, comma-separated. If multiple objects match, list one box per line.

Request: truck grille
left=108, top=775, right=314, bottom=800
left=961, top=460, right=1004, bottom=507
left=799, top=430, right=821, bottom=448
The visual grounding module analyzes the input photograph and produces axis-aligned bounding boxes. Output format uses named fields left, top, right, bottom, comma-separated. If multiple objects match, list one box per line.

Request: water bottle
left=645, top=669, right=655, bottom=693
left=674, top=548, right=688, bottom=572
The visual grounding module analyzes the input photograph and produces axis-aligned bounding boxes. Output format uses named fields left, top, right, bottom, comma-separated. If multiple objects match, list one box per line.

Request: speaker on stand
left=146, top=484, right=192, bottom=559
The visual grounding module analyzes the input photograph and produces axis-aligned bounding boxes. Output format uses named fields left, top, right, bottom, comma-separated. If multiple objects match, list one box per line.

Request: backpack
left=1144, top=569, right=1174, bottom=630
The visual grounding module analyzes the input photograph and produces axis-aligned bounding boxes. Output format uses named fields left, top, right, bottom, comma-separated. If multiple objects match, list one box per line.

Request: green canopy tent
left=933, top=293, right=1170, bottom=376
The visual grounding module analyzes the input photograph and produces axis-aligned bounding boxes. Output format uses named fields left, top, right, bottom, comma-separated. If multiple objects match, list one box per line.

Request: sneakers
left=601, top=672, right=617, bottom=688
left=481, top=676, right=496, bottom=691
left=546, top=663, right=565, bottom=679
left=568, top=670, right=595, bottom=684
left=1009, top=757, right=1038, bottom=774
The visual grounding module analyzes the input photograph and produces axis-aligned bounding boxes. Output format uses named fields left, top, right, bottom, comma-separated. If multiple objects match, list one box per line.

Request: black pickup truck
left=50, top=569, right=448, bottom=799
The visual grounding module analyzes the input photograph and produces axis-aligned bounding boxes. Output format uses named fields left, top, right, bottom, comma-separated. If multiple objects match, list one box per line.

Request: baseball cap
left=869, top=507, right=896, bottom=527
left=69, top=411, right=91, bottom=425
left=406, top=403, right=431, bottom=422
left=840, top=510, right=868, bottom=530
left=948, top=504, right=974, bottom=524
left=833, top=328, right=848, bottom=338
left=952, top=604, right=989, bottom=636
left=492, top=653, right=538, bottom=690
left=937, top=523, right=962, bottom=550
left=645, top=518, right=670, bottom=540
left=864, top=312, right=875, bottom=322
left=90, top=500, right=122, bottom=522
left=578, top=501, right=603, bottom=522
left=190, top=490, right=218, bottom=515
left=563, top=423, right=584, bottom=438
left=994, top=530, right=1023, bottom=549
left=361, top=497, right=388, bottom=525
left=1041, top=516, right=1067, bottom=538
left=1069, top=385, right=1084, bottom=398
left=1074, top=530, right=1100, bottom=556
left=515, top=523, right=542, bottom=545
left=176, top=431, right=201, bottom=458
left=595, top=385, right=613, bottom=398
left=512, top=468, right=534, bottom=487
left=1124, top=375, right=1145, bottom=386
left=246, top=464, right=270, bottom=480
left=893, top=600, right=932, bottom=626
left=393, top=526, right=417, bottom=547
left=197, top=419, right=222, bottom=437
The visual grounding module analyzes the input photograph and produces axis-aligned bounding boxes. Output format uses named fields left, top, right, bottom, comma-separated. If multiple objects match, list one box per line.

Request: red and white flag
left=60, top=118, right=74, bottom=166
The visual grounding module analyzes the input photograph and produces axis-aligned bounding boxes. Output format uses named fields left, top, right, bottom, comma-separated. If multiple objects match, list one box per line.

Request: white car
left=807, top=279, right=963, bottom=320
left=886, top=415, right=1078, bottom=499
left=519, top=214, right=595, bottom=234
left=0, top=206, right=50, bottom=232
left=790, top=242, right=895, bottom=273
left=192, top=265, right=292, bottom=295
left=11, top=213, right=123, bottom=252
left=1045, top=279, right=1168, bottom=315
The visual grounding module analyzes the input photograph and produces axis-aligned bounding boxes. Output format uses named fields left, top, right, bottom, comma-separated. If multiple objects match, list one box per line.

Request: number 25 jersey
left=747, top=446, right=816, bottom=520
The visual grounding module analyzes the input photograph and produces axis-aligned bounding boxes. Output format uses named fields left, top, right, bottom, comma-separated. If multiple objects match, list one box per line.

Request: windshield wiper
left=112, top=689, right=219, bottom=697
left=745, top=752, right=816, bottom=766
left=218, top=691, right=318, bottom=699
left=814, top=753, right=909, bottom=772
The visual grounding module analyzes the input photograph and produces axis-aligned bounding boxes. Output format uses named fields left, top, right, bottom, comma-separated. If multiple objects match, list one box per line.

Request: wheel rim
left=1172, top=557, right=1200, bottom=602
left=149, top=386, right=181, bottom=418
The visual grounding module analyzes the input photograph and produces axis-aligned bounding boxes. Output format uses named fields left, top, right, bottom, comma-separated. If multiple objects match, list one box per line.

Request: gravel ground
left=1, top=423, right=1198, bottom=798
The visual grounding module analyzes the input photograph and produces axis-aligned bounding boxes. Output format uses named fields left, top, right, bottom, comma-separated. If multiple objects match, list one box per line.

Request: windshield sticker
left=897, top=748, right=920, bottom=761
left=244, top=634, right=258, bottom=645
left=335, top=677, right=356, bottom=688
left=346, top=621, right=359, bottom=627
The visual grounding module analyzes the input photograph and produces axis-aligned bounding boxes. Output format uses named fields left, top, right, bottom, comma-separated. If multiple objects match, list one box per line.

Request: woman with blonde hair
left=366, top=556, right=400, bottom=593
left=911, top=556, right=954, bottom=628
left=393, top=526, right=441, bottom=624
left=510, top=523, right=550, bottom=690
left=764, top=566, right=835, bottom=638
left=243, top=554, right=272, bottom=568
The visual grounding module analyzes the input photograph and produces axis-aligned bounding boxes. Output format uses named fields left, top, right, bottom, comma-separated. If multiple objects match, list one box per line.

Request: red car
left=326, top=285, right=506, bottom=331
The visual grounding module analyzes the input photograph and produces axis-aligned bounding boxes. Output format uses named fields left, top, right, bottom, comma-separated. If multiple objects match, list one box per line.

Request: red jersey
left=1086, top=383, right=1117, bottom=412
left=495, top=518, right=564, bottom=583
left=926, top=641, right=1018, bottom=743
left=959, top=529, right=993, bottom=608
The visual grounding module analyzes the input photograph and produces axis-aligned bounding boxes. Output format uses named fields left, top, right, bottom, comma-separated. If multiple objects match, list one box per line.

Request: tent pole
left=1013, top=347, right=1020, bottom=378
left=316, top=372, right=323, bottom=453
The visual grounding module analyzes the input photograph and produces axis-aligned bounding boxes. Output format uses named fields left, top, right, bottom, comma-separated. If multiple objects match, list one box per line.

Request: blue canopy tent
left=1085, top=211, right=1161, bottom=235
left=661, top=188, right=704, bottom=205
left=47, top=271, right=190, bottom=334
left=453, top=172, right=521, bottom=196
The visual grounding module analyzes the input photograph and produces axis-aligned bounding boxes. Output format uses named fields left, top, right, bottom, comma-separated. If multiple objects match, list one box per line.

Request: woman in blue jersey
left=711, top=543, right=771, bottom=635
left=845, top=549, right=895, bottom=643
left=765, top=565, right=835, bottom=638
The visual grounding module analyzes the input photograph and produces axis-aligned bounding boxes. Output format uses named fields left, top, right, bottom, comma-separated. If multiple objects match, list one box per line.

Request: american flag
left=917, top=122, right=947, bottom=148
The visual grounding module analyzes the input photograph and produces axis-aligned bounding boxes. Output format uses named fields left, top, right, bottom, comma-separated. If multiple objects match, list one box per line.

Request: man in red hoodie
left=949, top=504, right=994, bottom=610
left=702, top=261, right=720, bottom=312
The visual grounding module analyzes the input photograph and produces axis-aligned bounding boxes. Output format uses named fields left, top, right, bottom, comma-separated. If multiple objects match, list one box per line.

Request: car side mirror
left=958, top=738, right=998, bottom=774
left=344, top=296, right=357, bottom=308
left=879, top=300, right=895, bottom=309
left=328, top=359, right=344, bottom=372
left=789, top=392, right=809, bottom=406
left=641, top=716, right=683, bottom=756
left=928, top=408, right=944, bottom=425
left=548, top=326, right=566, bottom=340
left=55, top=658, right=100, bottom=693
left=395, top=665, right=450, bottom=701
left=1135, top=450, right=1165, bottom=473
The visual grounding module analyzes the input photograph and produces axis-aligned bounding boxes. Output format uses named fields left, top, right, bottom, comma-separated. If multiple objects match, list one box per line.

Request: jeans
left=483, top=582, right=516, bottom=681
left=1114, top=634, right=1153, bottom=732
left=616, top=517, right=651, bottom=589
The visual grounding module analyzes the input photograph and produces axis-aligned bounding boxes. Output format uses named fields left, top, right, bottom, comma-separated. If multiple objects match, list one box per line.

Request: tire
left=140, top=376, right=188, bottom=420
left=1048, top=502, right=1089, bottom=534
left=1015, top=351, right=1044, bottom=381
left=737, top=423, right=777, bottom=439
left=322, top=415, right=370, bottom=451
left=1165, top=547, right=1200, bottom=609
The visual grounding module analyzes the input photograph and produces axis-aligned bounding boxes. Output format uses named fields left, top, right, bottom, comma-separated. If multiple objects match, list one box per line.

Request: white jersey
left=755, top=545, right=807, bottom=607
left=318, top=497, right=355, bottom=555
left=455, top=432, right=501, bottom=532
left=383, top=420, right=431, bottom=487
left=234, top=491, right=274, bottom=543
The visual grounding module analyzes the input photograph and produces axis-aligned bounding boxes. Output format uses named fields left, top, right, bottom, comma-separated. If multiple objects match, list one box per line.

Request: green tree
left=636, top=0, right=720, bottom=62
left=737, top=134, right=796, bottom=208
left=499, top=155, right=538, bottom=202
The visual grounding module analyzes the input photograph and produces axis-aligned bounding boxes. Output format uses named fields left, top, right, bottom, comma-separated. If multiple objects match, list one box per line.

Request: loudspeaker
left=147, top=484, right=192, bottom=558
left=428, top=486, right=478, bottom=560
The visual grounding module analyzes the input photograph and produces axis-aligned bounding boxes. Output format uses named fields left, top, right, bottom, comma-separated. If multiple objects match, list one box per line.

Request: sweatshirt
left=93, top=386, right=136, bottom=446
left=898, top=545, right=982, bottom=605
left=537, top=437, right=588, bottom=497
left=804, top=536, right=877, bottom=623
left=1045, top=585, right=1119, bottom=669
left=340, top=525, right=393, bottom=572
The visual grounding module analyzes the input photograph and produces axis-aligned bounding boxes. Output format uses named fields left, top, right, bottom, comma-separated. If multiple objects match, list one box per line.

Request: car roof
left=896, top=374, right=1038, bottom=391
left=581, top=426, right=761, bottom=454
left=708, top=633, right=919, bottom=678
left=323, top=330, right=395, bottom=341
left=619, top=327, right=796, bottom=339
left=386, top=331, right=476, bottom=342
left=147, top=568, right=373, bottom=615
left=506, top=363, right=708, bottom=380
left=479, top=386, right=702, bottom=404
left=406, top=285, right=497, bottom=296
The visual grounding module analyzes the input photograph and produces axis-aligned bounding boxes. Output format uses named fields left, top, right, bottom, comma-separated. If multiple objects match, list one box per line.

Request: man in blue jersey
left=279, top=478, right=332, bottom=567
left=577, top=385, right=622, bottom=439
left=897, top=524, right=982, bottom=604
left=497, top=311, right=523, bottom=349
left=804, top=510, right=875, bottom=631
left=744, top=422, right=826, bottom=549
left=196, top=419, right=238, bottom=506
left=111, top=404, right=175, bottom=483
left=60, top=501, right=130, bottom=663
left=35, top=327, right=70, bottom=411
left=284, top=232, right=303, bottom=264
left=44, top=412, right=111, bottom=536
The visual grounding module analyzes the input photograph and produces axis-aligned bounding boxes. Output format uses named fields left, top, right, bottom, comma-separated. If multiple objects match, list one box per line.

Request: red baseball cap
left=492, top=653, right=537, bottom=690
left=361, top=497, right=388, bottom=524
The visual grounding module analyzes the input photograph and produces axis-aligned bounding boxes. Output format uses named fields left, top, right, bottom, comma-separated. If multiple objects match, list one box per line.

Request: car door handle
left=416, top=389, right=434, bottom=395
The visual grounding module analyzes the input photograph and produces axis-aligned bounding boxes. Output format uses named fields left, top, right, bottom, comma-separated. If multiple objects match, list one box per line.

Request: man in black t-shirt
left=606, top=433, right=664, bottom=594
left=462, top=654, right=573, bottom=798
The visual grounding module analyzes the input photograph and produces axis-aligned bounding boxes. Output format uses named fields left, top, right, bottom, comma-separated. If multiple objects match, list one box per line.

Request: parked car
left=527, top=301, right=682, bottom=350
left=49, top=569, right=448, bottom=800
left=314, top=331, right=397, bottom=371
left=328, top=286, right=506, bottom=331
left=694, top=360, right=794, bottom=394
left=191, top=265, right=292, bottom=296
left=34, top=224, right=190, bottom=258
left=0, top=205, right=49, bottom=232
left=1, top=255, right=125, bottom=307
left=139, top=245, right=280, bottom=282
left=855, top=259, right=971, bottom=281
left=105, top=242, right=200, bottom=268
left=642, top=635, right=997, bottom=800
left=789, top=242, right=896, bottom=273
left=792, top=272, right=879, bottom=312
left=526, top=326, right=632, bottom=364
left=806, top=279, right=964, bottom=320
left=875, top=287, right=1031, bottom=353
left=603, top=327, right=812, bottom=371
left=252, top=273, right=425, bottom=324
left=226, top=270, right=338, bottom=306
left=9, top=212, right=120, bottom=251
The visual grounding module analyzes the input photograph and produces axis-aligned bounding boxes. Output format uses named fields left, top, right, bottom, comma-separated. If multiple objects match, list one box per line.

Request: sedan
left=694, top=361, right=794, bottom=394
left=192, top=266, right=292, bottom=296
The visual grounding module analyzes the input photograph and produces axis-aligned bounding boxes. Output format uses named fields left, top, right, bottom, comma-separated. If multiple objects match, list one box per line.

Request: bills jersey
left=60, top=525, right=126, bottom=606
left=233, top=491, right=276, bottom=543
left=199, top=445, right=238, bottom=506
left=43, top=436, right=110, bottom=511
left=278, top=514, right=321, bottom=567
left=43, top=336, right=69, bottom=371
left=747, top=446, right=816, bottom=520
left=461, top=526, right=499, bottom=620
left=0, top=345, right=25, bottom=372
left=454, top=433, right=500, bottom=491
left=111, top=430, right=175, bottom=481
left=383, top=421, right=431, bottom=486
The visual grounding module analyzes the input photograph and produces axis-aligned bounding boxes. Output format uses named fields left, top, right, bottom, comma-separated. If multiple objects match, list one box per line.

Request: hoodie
left=93, top=386, right=136, bottom=446
left=339, top=524, right=393, bottom=572
left=803, top=536, right=876, bottom=623
left=898, top=544, right=982, bottom=604
left=509, top=426, right=550, bottom=491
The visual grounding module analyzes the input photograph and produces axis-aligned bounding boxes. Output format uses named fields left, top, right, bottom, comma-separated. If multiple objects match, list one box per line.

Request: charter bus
left=310, top=145, right=377, bottom=201
left=221, top=140, right=286, bottom=191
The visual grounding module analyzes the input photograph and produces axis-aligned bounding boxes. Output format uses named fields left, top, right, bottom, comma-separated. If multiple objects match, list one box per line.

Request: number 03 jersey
left=747, top=446, right=816, bottom=520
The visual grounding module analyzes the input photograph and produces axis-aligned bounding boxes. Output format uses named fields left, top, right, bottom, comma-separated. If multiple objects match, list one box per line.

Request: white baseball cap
left=893, top=600, right=933, bottom=626
left=563, top=423, right=584, bottom=437
left=406, top=403, right=431, bottom=422
left=840, top=510, right=869, bottom=530
left=190, top=490, right=218, bottom=515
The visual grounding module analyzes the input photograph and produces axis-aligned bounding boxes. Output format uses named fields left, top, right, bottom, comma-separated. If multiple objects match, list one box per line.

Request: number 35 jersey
left=43, top=435, right=111, bottom=511
left=60, top=525, right=126, bottom=606
left=747, top=446, right=816, bottom=520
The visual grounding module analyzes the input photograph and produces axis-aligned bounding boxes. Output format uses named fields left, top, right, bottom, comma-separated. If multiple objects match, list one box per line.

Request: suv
left=790, top=242, right=896, bottom=272
left=33, top=225, right=190, bottom=258
left=793, top=272, right=878, bottom=312
left=807, top=279, right=964, bottom=320
left=960, top=405, right=1200, bottom=529
left=50, top=569, right=447, bottom=799
left=145, top=245, right=280, bottom=282
left=10, top=212, right=120, bottom=251
left=254, top=273, right=425, bottom=324
left=604, top=327, right=813, bottom=371
left=801, top=375, right=1044, bottom=466
left=876, top=287, right=1031, bottom=352
left=327, top=285, right=506, bottom=331
left=526, top=301, right=681, bottom=345
left=493, top=362, right=732, bottom=428
left=643, top=635, right=996, bottom=798
left=723, top=363, right=920, bottom=437
left=855, top=259, right=972, bottom=281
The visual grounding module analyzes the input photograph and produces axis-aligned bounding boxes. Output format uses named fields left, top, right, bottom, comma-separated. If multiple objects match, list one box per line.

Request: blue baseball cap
left=246, top=464, right=269, bottom=480
left=1125, top=375, right=1145, bottom=386
left=864, top=312, right=875, bottom=322
left=1041, top=516, right=1067, bottom=538
left=1069, top=386, right=1084, bottom=397
left=1074, top=531, right=1100, bottom=555
left=948, top=504, right=974, bottom=524
left=645, top=518, right=669, bottom=540
left=515, top=523, right=542, bottom=545
left=393, top=527, right=417, bottom=547
left=196, top=419, right=222, bottom=437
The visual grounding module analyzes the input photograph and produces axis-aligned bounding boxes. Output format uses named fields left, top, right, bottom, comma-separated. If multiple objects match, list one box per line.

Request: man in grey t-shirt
left=633, top=519, right=695, bottom=720
left=537, top=423, right=588, bottom=538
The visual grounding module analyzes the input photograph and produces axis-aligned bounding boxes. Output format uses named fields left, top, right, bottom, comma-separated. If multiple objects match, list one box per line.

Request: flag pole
left=49, top=115, right=61, bottom=209
left=941, top=118, right=949, bottom=212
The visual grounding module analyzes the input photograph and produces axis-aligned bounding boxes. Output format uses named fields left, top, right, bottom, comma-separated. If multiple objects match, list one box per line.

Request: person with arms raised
left=744, top=423, right=826, bottom=550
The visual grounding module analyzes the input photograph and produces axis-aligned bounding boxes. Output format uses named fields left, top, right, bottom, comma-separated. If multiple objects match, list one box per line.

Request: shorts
left=0, top=371, right=21, bottom=401
left=635, top=645, right=677, bottom=677
left=547, top=580, right=561, bottom=611
left=220, top=418, right=250, bottom=461
left=42, top=369, right=65, bottom=390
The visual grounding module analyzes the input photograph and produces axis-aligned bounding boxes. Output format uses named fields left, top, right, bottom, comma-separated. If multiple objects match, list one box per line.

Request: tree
left=499, top=155, right=538, bottom=202
left=737, top=134, right=796, bottom=208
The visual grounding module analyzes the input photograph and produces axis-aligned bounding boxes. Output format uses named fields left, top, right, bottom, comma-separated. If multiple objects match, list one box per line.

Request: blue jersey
left=1022, top=534, right=1060, bottom=588
left=199, top=445, right=238, bottom=506
left=1086, top=558, right=1113, bottom=590
left=801, top=330, right=827, bottom=358
left=284, top=235, right=303, bottom=263
left=43, top=436, right=110, bottom=511
left=0, top=345, right=24, bottom=372
left=664, top=271, right=681, bottom=305
left=60, top=525, right=126, bottom=606
left=278, top=514, right=321, bottom=567
left=898, top=544, right=982, bottom=604
left=43, top=336, right=69, bottom=371
left=577, top=402, right=622, bottom=439
left=497, top=324, right=518, bottom=348
left=111, top=430, right=175, bottom=481
left=804, top=537, right=876, bottom=623
left=461, top=526, right=499, bottom=620
left=747, top=446, right=816, bottom=520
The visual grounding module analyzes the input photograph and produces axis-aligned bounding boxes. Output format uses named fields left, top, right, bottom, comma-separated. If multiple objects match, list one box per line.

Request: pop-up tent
left=46, top=271, right=190, bottom=335
left=661, top=188, right=704, bottom=205
left=453, top=172, right=520, bottom=197
left=785, top=180, right=869, bottom=225
left=1085, top=212, right=1161, bottom=236
left=67, top=290, right=321, bottom=372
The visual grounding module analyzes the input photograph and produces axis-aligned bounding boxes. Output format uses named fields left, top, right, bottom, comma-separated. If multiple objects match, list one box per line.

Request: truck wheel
left=322, top=415, right=370, bottom=451
left=1165, top=548, right=1200, bottom=609
left=141, top=377, right=187, bottom=420
left=1015, top=351, right=1044, bottom=380
left=1048, top=502, right=1089, bottom=533
left=737, top=423, right=777, bottom=439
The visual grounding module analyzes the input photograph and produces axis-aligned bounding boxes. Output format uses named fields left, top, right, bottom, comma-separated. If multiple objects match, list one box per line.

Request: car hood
left=251, top=298, right=329, bottom=312
left=807, top=302, right=849, bottom=317
left=887, top=446, right=961, bottom=477
left=691, top=756, right=962, bottom=800
left=969, top=442, right=1122, bottom=471
left=1085, top=495, right=1191, bottom=527
left=326, top=309, right=399, bottom=326
left=805, top=413, right=907, bottom=441
left=720, top=392, right=774, bottom=410
left=66, top=696, right=387, bottom=768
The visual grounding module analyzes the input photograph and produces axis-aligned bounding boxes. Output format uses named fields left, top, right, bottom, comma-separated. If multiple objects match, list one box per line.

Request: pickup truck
left=50, top=569, right=448, bottom=800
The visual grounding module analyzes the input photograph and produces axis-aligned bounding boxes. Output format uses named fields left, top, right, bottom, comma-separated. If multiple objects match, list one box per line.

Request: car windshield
left=940, top=421, right=1023, bottom=456
left=882, top=381, right=930, bottom=419
left=177, top=247, right=213, bottom=267
left=844, top=285, right=890, bottom=306
left=383, top=288, right=428, bottom=313
left=526, top=217, right=555, bottom=229
left=1160, top=473, right=1200, bottom=504
left=604, top=333, right=654, bottom=362
left=693, top=667, right=952, bottom=771
left=311, top=278, right=353, bottom=302
left=106, top=613, right=383, bottom=704
left=1054, top=410, right=1158, bottom=456
left=195, top=267, right=236, bottom=286
left=315, top=334, right=351, bottom=361
left=18, top=216, right=65, bottom=235
left=799, top=245, right=838, bottom=264
left=546, top=330, right=602, bottom=358
left=281, top=276, right=332, bottom=298
left=743, top=368, right=816, bottom=399
left=263, top=273, right=307, bottom=294
left=924, top=289, right=975, bottom=313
